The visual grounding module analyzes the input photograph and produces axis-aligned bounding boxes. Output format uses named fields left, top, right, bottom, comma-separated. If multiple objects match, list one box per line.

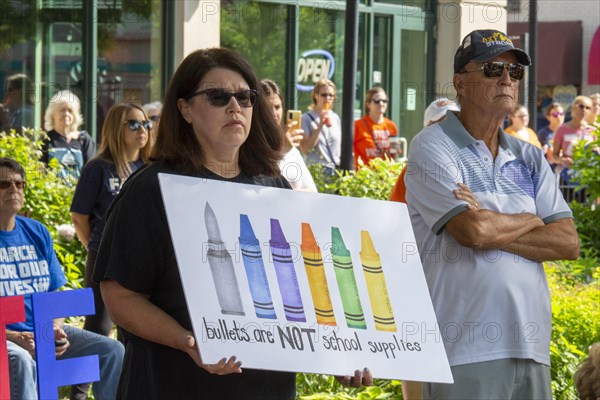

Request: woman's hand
left=453, top=182, right=481, bottom=210
left=335, top=368, right=373, bottom=388
left=285, top=121, right=304, bottom=148
left=180, top=331, right=242, bottom=375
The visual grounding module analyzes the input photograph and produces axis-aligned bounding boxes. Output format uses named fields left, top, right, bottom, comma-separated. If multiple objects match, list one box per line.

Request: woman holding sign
left=93, top=48, right=371, bottom=399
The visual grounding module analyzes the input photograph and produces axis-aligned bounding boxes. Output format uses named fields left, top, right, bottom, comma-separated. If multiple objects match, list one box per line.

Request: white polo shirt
left=405, top=111, right=572, bottom=367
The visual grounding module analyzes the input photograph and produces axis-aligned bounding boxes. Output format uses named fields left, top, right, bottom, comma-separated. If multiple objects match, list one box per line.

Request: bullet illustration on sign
left=204, top=202, right=244, bottom=316
left=239, top=214, right=277, bottom=319
left=360, top=230, right=396, bottom=332
left=331, top=227, right=366, bottom=329
left=301, top=223, right=336, bottom=326
left=269, top=218, right=306, bottom=322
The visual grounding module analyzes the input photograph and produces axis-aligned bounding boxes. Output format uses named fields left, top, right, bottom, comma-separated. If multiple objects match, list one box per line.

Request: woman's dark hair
left=0, top=157, right=26, bottom=179
left=151, top=48, right=283, bottom=176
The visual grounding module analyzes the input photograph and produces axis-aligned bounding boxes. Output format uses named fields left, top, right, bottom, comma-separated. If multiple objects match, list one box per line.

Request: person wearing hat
left=405, top=29, right=579, bottom=399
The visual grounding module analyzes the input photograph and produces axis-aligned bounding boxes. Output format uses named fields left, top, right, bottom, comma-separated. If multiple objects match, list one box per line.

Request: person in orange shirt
left=504, top=104, right=542, bottom=149
left=353, top=87, right=399, bottom=169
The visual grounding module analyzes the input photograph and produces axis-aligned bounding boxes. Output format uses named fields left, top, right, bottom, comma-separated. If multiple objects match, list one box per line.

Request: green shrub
left=547, top=262, right=600, bottom=400
left=570, top=136, right=600, bottom=258
left=309, top=158, right=403, bottom=200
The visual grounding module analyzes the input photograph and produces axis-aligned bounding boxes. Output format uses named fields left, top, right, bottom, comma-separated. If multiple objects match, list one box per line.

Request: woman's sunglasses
left=125, top=119, right=153, bottom=131
left=461, top=62, right=526, bottom=81
left=186, top=88, right=258, bottom=108
left=373, top=99, right=388, bottom=104
left=0, top=179, right=26, bottom=190
left=550, top=111, right=564, bottom=118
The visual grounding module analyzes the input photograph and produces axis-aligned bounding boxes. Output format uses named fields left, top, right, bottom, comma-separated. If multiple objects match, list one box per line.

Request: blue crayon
left=239, top=214, right=277, bottom=319
left=269, top=218, right=306, bottom=322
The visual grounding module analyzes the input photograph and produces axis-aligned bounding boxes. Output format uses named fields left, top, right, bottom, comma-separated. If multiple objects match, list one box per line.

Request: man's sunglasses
left=148, top=115, right=160, bottom=122
left=0, top=179, right=26, bottom=190
left=125, top=119, right=153, bottom=131
left=577, top=103, right=592, bottom=111
left=550, top=111, right=564, bottom=118
left=373, top=99, right=388, bottom=105
left=461, top=62, right=526, bottom=81
left=185, top=88, right=258, bottom=107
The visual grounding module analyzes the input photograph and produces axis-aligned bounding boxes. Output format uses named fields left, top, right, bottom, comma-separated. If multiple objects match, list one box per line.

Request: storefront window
left=400, top=29, right=428, bottom=142
left=0, top=1, right=163, bottom=138
left=297, top=5, right=346, bottom=113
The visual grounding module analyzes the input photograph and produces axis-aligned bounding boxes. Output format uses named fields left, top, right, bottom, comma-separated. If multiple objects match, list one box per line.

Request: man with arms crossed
left=405, top=29, right=580, bottom=399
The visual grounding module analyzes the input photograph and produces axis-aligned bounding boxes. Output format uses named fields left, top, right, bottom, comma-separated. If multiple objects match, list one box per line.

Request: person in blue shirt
left=1, top=157, right=123, bottom=400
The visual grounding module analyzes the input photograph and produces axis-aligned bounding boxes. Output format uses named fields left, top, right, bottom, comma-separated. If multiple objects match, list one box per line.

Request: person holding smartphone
left=260, top=79, right=317, bottom=192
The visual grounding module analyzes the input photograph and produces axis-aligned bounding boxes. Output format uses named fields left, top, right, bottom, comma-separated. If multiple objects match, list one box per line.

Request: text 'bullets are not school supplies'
left=269, top=218, right=306, bottom=322
left=239, top=214, right=277, bottom=319
left=204, top=202, right=245, bottom=316
left=360, top=230, right=396, bottom=332
left=301, top=223, right=336, bottom=326
left=331, top=227, right=366, bottom=329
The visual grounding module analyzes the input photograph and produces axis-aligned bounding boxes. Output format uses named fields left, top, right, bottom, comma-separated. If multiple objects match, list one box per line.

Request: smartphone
left=286, top=110, right=302, bottom=129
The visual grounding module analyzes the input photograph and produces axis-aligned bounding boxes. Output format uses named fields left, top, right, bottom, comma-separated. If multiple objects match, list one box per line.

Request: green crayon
left=330, top=227, right=366, bottom=329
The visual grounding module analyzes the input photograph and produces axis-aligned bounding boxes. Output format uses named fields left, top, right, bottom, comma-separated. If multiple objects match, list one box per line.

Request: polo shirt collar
left=439, top=110, right=522, bottom=156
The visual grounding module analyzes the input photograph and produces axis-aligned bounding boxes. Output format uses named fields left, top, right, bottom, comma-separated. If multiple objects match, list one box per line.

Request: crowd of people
left=1, top=27, right=599, bottom=400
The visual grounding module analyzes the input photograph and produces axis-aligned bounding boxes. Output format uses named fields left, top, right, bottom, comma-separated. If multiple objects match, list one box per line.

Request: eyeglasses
left=319, top=93, right=335, bottom=98
left=148, top=115, right=160, bottom=122
left=125, top=119, right=153, bottom=131
left=373, top=99, right=388, bottom=105
left=186, top=88, right=258, bottom=107
left=577, top=103, right=592, bottom=111
left=461, top=62, right=526, bottom=81
left=550, top=111, right=564, bottom=118
left=0, top=179, right=26, bottom=190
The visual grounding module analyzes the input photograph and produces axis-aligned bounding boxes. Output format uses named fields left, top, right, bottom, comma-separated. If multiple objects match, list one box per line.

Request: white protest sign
left=159, top=173, right=452, bottom=383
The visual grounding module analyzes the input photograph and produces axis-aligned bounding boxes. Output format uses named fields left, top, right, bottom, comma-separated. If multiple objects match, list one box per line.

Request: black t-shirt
left=93, top=161, right=295, bottom=400
left=70, top=158, right=144, bottom=252
left=42, top=130, right=96, bottom=179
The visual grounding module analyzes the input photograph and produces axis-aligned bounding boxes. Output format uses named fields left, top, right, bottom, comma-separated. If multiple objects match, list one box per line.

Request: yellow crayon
left=360, top=230, right=396, bottom=332
left=301, top=223, right=336, bottom=326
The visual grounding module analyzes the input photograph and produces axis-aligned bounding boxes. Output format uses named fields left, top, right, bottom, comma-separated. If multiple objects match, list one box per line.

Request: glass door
left=400, top=29, right=428, bottom=143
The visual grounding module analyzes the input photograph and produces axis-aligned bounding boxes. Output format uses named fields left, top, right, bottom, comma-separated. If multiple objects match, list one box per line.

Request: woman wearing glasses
left=300, top=78, right=342, bottom=173
left=91, top=49, right=371, bottom=399
left=537, top=102, right=565, bottom=166
left=553, top=96, right=596, bottom=170
left=70, top=103, right=151, bottom=336
left=353, top=86, right=399, bottom=169
left=42, top=90, right=96, bottom=182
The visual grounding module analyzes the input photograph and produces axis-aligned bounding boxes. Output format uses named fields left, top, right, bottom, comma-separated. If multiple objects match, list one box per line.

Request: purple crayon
left=269, top=218, right=306, bottom=322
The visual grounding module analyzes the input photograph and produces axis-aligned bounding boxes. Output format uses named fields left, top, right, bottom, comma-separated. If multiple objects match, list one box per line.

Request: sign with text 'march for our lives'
left=159, top=173, right=452, bottom=383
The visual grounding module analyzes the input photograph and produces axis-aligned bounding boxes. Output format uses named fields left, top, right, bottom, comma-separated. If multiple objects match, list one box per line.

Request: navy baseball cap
left=454, top=29, right=532, bottom=73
